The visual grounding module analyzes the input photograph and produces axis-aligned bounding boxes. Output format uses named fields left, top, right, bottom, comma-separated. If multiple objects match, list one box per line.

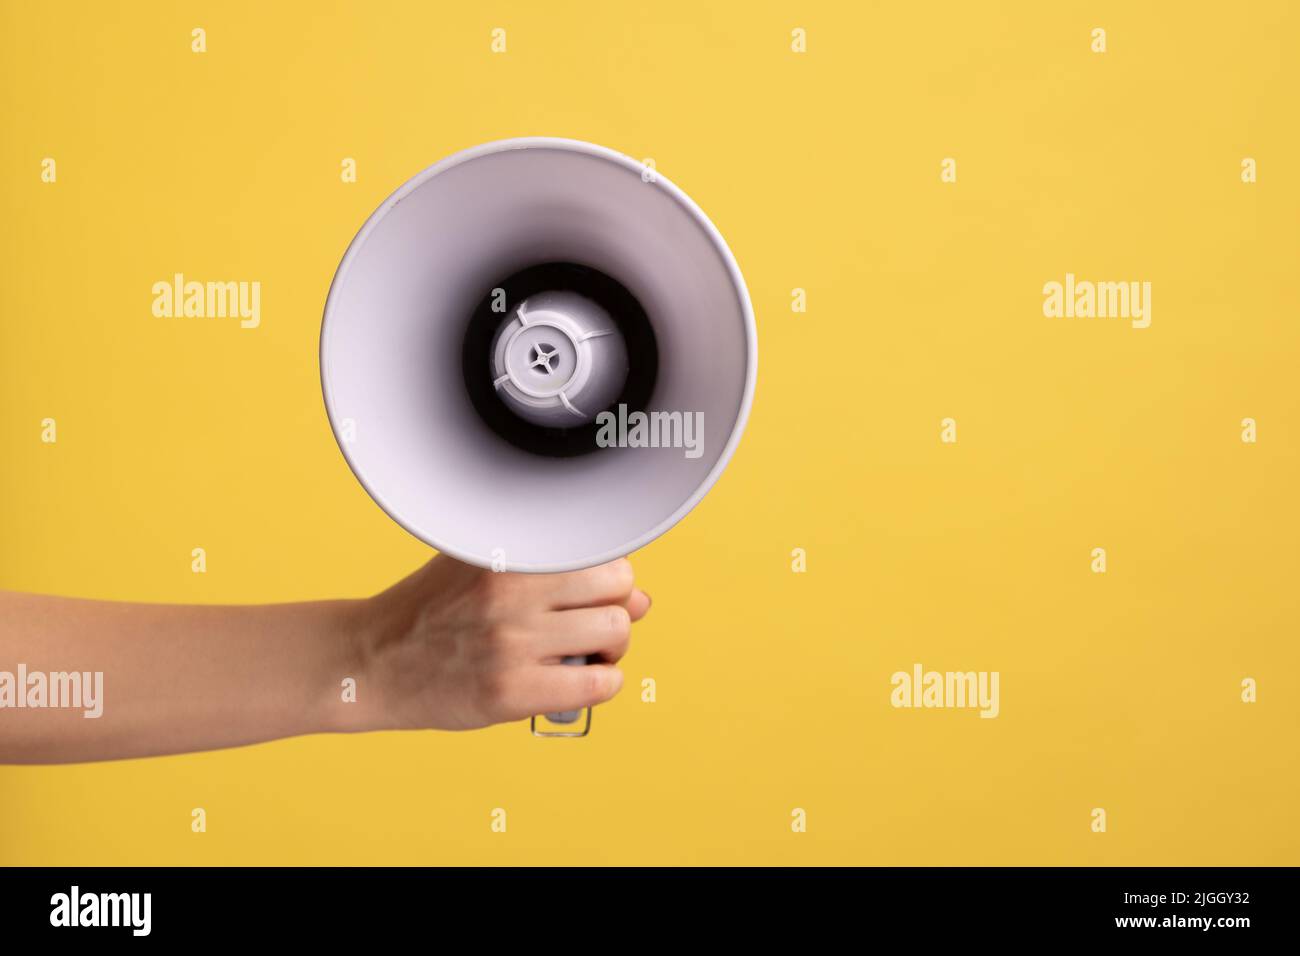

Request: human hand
left=340, top=555, right=651, bottom=732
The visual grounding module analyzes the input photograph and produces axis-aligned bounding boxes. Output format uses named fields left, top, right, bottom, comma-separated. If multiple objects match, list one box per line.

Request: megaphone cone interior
left=321, top=138, right=757, bottom=572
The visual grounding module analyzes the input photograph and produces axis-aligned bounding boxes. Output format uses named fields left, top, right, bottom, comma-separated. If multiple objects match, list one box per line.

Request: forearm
left=0, top=592, right=363, bottom=763
left=0, top=555, right=647, bottom=762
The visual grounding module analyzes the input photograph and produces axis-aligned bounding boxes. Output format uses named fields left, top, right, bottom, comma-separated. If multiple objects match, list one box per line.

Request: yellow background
left=2, top=0, right=1297, bottom=865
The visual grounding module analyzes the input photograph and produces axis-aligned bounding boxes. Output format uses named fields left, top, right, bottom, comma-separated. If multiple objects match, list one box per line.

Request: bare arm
left=0, top=555, right=649, bottom=764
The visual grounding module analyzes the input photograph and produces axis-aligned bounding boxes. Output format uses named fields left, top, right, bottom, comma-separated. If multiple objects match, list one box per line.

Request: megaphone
left=320, top=138, right=756, bottom=735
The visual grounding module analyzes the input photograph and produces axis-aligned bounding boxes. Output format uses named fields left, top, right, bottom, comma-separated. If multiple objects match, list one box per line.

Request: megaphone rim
left=320, top=136, right=758, bottom=572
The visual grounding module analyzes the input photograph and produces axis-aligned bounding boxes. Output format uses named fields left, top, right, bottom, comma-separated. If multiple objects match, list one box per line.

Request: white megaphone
left=320, top=138, right=756, bottom=736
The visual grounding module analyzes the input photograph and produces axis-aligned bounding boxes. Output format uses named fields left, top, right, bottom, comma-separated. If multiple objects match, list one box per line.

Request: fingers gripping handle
left=531, top=655, right=593, bottom=737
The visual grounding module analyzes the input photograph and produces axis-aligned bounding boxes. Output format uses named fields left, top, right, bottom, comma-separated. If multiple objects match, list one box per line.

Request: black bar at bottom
left=0, top=866, right=1288, bottom=940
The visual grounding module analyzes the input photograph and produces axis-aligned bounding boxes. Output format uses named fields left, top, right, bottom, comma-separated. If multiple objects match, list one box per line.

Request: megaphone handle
left=530, top=656, right=594, bottom=737
left=545, top=655, right=590, bottom=723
